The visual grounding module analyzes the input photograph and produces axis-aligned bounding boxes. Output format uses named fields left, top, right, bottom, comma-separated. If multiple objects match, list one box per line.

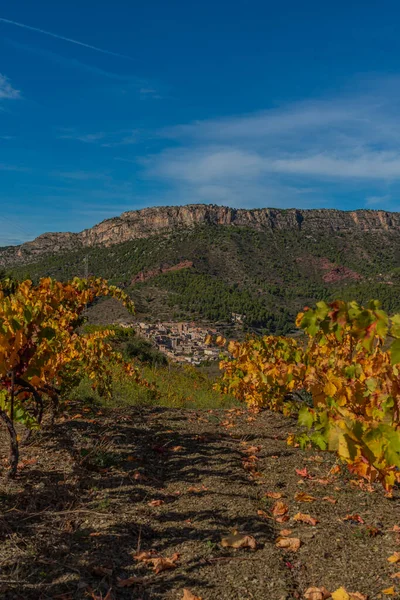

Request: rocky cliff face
left=2, top=204, right=400, bottom=266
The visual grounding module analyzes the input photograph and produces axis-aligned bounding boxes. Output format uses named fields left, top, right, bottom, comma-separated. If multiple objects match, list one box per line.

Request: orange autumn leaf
left=272, top=500, right=289, bottom=517
left=323, top=496, right=337, bottom=504
left=265, top=491, right=284, bottom=499
left=279, top=529, right=293, bottom=537
left=296, top=467, right=312, bottom=478
left=148, top=499, right=164, bottom=507
left=294, top=492, right=316, bottom=503
left=182, top=590, right=203, bottom=600
left=220, top=533, right=257, bottom=550
left=152, top=553, right=179, bottom=574
left=388, top=552, right=400, bottom=563
left=304, top=587, right=331, bottom=600
left=293, top=512, right=319, bottom=526
left=275, top=536, right=301, bottom=552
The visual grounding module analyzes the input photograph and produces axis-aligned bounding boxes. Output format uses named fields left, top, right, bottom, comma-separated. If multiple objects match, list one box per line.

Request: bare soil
left=0, top=406, right=399, bottom=600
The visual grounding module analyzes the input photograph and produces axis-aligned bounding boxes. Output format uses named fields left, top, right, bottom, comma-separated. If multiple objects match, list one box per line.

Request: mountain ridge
left=2, top=203, right=400, bottom=266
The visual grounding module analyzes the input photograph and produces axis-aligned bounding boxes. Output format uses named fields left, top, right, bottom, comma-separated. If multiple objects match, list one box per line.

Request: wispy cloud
left=143, top=77, right=400, bottom=209
left=5, top=38, right=137, bottom=82
left=0, top=73, right=20, bottom=100
left=140, top=87, right=162, bottom=100
left=0, top=17, right=133, bottom=60
left=0, top=163, right=30, bottom=172
left=58, top=128, right=138, bottom=147
left=51, top=170, right=109, bottom=181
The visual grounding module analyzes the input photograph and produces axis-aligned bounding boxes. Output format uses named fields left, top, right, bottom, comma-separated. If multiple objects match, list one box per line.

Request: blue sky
left=2, top=1, right=400, bottom=245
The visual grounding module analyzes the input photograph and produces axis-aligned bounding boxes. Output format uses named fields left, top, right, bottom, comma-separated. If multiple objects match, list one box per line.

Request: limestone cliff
left=2, top=204, right=400, bottom=266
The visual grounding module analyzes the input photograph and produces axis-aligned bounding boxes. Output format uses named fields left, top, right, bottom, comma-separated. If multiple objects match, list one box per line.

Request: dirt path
left=0, top=407, right=399, bottom=599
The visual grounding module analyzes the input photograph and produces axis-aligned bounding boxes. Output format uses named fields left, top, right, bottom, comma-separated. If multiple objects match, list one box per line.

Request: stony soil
left=0, top=406, right=399, bottom=600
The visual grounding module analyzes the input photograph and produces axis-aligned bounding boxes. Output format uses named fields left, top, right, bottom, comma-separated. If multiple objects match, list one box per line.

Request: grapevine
left=217, top=300, right=400, bottom=492
left=0, top=276, right=147, bottom=477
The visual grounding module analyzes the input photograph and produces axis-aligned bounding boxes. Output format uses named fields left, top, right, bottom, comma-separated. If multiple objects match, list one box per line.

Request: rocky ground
left=0, top=406, right=399, bottom=600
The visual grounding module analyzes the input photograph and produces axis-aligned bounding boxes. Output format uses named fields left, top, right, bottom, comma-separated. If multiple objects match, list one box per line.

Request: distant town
left=133, top=321, right=220, bottom=365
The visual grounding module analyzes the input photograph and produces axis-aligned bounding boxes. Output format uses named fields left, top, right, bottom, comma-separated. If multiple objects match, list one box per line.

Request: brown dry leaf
left=172, top=446, right=183, bottom=452
left=279, top=529, right=293, bottom=537
left=275, top=536, right=301, bottom=552
left=388, top=552, right=400, bottom=563
left=133, top=550, right=159, bottom=562
left=272, top=500, right=289, bottom=519
left=117, top=576, right=144, bottom=587
left=243, top=445, right=262, bottom=454
left=148, top=499, right=164, bottom=507
left=294, top=492, right=316, bottom=502
left=392, top=525, right=400, bottom=532
left=296, top=467, right=311, bottom=478
left=220, top=533, right=257, bottom=550
left=293, top=512, right=319, bottom=526
left=330, top=465, right=341, bottom=475
left=152, top=553, right=179, bottom=574
left=257, top=509, right=272, bottom=520
left=304, top=587, right=331, bottom=600
left=323, top=496, right=337, bottom=504
left=343, top=514, right=365, bottom=524
left=265, top=491, right=284, bottom=499
left=182, top=590, right=203, bottom=600
left=390, top=572, right=400, bottom=579
left=348, top=593, right=367, bottom=600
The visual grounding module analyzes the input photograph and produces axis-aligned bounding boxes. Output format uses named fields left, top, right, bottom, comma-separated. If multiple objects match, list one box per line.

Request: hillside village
left=133, top=321, right=220, bottom=365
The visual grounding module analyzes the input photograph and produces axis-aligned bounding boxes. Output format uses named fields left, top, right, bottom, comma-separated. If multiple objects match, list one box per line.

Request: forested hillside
left=5, top=220, right=400, bottom=334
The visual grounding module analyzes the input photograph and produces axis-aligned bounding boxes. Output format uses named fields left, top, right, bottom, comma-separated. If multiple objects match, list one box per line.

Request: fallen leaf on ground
left=172, top=446, right=183, bottom=452
left=279, top=529, right=293, bottom=536
left=331, top=588, right=367, bottom=600
left=275, top=536, right=301, bottom=552
left=343, top=514, right=365, bottom=524
left=265, top=491, right=284, bottom=499
left=304, top=587, right=331, bottom=600
left=295, top=492, right=316, bottom=503
left=182, top=590, right=203, bottom=600
left=388, top=552, right=400, bottom=563
left=330, top=465, right=341, bottom=475
left=390, top=572, right=400, bottom=578
left=148, top=500, right=164, bottom=507
left=323, top=496, right=337, bottom=504
left=257, top=509, right=272, bottom=520
left=272, top=501, right=289, bottom=520
left=220, top=533, right=257, bottom=550
left=152, top=554, right=179, bottom=574
left=293, top=512, right=319, bottom=526
left=134, top=550, right=159, bottom=562
left=247, top=446, right=262, bottom=454
left=117, top=576, right=144, bottom=587
left=296, top=467, right=312, bottom=478
left=382, top=587, right=396, bottom=595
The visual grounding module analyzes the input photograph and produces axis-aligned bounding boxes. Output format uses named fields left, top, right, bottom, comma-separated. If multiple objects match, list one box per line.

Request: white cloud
left=143, top=77, right=400, bottom=208
left=0, top=73, right=20, bottom=99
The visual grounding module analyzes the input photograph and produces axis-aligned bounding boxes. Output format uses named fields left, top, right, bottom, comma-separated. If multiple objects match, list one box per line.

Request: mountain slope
left=3, top=204, right=400, bottom=334
left=2, top=203, right=400, bottom=267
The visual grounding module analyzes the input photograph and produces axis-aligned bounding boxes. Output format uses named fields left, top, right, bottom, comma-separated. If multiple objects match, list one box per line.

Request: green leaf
left=298, top=405, right=314, bottom=429
left=390, top=339, right=400, bottom=365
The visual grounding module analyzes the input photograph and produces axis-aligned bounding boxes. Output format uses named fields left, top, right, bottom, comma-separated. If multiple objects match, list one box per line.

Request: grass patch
left=69, top=362, right=238, bottom=410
